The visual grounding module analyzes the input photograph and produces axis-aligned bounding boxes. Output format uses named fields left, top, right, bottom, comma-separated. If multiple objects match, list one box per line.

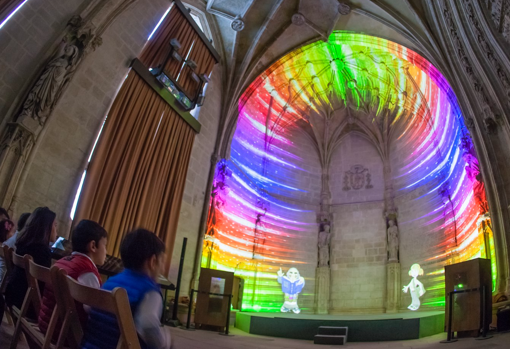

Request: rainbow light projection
left=202, top=32, right=496, bottom=312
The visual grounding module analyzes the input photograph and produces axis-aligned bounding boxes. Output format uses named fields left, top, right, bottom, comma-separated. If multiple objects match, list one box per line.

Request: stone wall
left=0, top=0, right=224, bottom=289
left=327, top=134, right=386, bottom=312
left=330, top=201, right=387, bottom=313
left=0, top=0, right=88, bottom=126
left=261, top=125, right=321, bottom=312
left=14, top=0, right=170, bottom=232
left=170, top=64, right=223, bottom=294
left=329, top=133, right=384, bottom=205
left=395, top=180, right=446, bottom=310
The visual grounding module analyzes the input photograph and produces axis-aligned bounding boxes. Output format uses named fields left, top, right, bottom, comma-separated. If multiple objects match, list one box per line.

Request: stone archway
left=202, top=31, right=499, bottom=314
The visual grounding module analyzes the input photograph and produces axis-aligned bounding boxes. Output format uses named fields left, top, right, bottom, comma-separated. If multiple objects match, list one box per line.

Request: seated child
left=38, top=220, right=108, bottom=338
left=81, top=228, right=172, bottom=349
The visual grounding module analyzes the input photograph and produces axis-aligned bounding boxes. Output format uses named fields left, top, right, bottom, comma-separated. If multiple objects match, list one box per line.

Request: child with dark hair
left=3, top=212, right=31, bottom=250
left=81, top=229, right=172, bottom=349
left=38, top=220, right=108, bottom=339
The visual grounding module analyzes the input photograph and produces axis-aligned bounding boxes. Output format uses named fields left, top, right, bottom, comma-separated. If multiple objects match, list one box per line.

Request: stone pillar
left=386, top=262, right=401, bottom=313
left=315, top=266, right=330, bottom=314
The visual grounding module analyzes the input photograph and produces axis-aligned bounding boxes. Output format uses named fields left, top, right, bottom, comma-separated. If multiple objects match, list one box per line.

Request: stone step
left=317, top=326, right=348, bottom=336
left=314, top=334, right=346, bottom=345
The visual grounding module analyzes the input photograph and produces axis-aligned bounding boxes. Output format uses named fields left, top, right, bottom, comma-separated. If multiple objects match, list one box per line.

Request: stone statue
left=387, top=219, right=399, bottom=262
left=318, top=224, right=331, bottom=267
left=19, top=41, right=79, bottom=125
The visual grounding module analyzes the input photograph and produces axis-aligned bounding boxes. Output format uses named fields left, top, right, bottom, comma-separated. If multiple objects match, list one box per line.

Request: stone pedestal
left=386, top=262, right=401, bottom=313
left=315, top=266, right=330, bottom=314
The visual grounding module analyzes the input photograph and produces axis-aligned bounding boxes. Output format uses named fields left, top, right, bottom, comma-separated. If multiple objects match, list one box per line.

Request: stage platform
left=235, top=310, right=444, bottom=342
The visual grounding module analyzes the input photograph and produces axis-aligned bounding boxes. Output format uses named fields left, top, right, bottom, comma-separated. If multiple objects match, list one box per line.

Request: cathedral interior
left=2, top=0, right=510, bottom=348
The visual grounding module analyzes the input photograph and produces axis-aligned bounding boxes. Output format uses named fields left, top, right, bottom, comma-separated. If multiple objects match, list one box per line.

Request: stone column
left=386, top=262, right=401, bottom=313
left=315, top=266, right=330, bottom=314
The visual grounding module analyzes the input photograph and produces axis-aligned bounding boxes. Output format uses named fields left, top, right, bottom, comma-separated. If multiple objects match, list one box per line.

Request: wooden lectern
left=194, top=268, right=234, bottom=329
left=444, top=258, right=492, bottom=334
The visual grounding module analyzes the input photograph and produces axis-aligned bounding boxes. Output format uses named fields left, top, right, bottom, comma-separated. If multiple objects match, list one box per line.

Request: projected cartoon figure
left=402, top=263, right=426, bottom=311
left=277, top=267, right=305, bottom=313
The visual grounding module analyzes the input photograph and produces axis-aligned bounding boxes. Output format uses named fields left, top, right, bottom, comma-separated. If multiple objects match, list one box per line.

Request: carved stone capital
left=231, top=17, right=245, bottom=31
left=338, top=3, right=351, bottom=15
left=484, top=116, right=498, bottom=135
left=292, top=13, right=306, bottom=26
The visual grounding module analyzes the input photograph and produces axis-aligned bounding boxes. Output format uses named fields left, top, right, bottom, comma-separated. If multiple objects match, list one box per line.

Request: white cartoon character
left=277, top=267, right=305, bottom=313
left=402, top=263, right=426, bottom=311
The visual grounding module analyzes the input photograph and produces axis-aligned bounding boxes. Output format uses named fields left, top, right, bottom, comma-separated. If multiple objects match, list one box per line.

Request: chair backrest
left=12, top=253, right=42, bottom=312
left=53, top=268, right=141, bottom=349
left=0, top=245, right=13, bottom=293
left=51, top=266, right=81, bottom=349
left=28, top=258, right=51, bottom=285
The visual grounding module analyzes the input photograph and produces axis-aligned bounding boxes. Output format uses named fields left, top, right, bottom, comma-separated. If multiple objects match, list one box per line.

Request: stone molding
left=462, top=0, right=510, bottom=113
left=442, top=0, right=499, bottom=134
left=0, top=0, right=138, bottom=213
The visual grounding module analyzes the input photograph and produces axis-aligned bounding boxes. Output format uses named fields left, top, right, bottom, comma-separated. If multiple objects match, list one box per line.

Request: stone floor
left=2, top=319, right=510, bottom=349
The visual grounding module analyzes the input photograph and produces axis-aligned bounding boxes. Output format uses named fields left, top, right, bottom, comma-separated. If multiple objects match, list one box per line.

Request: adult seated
left=3, top=212, right=31, bottom=250
left=4, top=207, right=57, bottom=320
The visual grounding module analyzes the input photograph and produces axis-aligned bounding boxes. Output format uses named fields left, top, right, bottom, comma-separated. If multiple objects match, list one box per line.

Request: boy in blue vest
left=82, top=229, right=172, bottom=349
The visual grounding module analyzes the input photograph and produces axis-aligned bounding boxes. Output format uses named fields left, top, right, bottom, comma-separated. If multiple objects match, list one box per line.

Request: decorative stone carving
left=291, top=13, right=306, bottom=26
left=387, top=219, right=399, bottom=262
left=463, top=1, right=510, bottom=109
left=318, top=223, right=331, bottom=267
left=386, top=262, right=401, bottom=313
left=342, top=165, right=373, bottom=190
left=442, top=2, right=501, bottom=122
left=18, top=42, right=79, bottom=126
left=315, top=266, right=330, bottom=314
left=0, top=123, right=35, bottom=208
left=231, top=17, right=245, bottom=31
left=484, top=116, right=498, bottom=134
left=17, top=15, right=101, bottom=130
left=338, top=3, right=351, bottom=16
left=461, top=135, right=489, bottom=213
left=0, top=0, right=138, bottom=213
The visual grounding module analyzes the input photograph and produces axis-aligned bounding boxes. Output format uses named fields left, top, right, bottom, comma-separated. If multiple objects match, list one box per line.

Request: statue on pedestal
left=318, top=224, right=331, bottom=267
left=19, top=41, right=79, bottom=126
left=387, top=219, right=399, bottom=262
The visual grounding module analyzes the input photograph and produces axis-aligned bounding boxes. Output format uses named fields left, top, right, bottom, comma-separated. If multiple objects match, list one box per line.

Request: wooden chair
left=50, top=267, right=81, bottom=349
left=0, top=245, right=13, bottom=293
left=14, top=259, right=63, bottom=349
left=9, top=253, right=42, bottom=349
left=52, top=267, right=141, bottom=349
left=0, top=245, right=14, bottom=325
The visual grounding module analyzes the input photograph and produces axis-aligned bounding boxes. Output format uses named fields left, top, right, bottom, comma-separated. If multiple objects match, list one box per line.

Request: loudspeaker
left=444, top=258, right=492, bottom=333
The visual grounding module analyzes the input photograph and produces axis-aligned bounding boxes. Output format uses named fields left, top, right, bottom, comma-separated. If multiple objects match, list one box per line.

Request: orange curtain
left=139, top=4, right=217, bottom=98
left=0, top=0, right=24, bottom=22
left=74, top=71, right=195, bottom=270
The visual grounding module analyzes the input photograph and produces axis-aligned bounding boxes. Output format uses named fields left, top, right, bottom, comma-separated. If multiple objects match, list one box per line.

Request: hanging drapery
left=0, top=0, right=24, bottom=23
left=139, top=1, right=219, bottom=99
left=74, top=71, right=195, bottom=270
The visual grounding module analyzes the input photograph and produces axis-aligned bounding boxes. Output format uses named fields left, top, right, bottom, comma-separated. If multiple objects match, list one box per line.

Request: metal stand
left=168, top=238, right=187, bottom=327
left=183, top=289, right=195, bottom=331
left=476, top=285, right=493, bottom=340
left=440, top=291, right=458, bottom=343
left=441, top=286, right=493, bottom=343
left=219, top=294, right=233, bottom=336
left=183, top=289, right=233, bottom=336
